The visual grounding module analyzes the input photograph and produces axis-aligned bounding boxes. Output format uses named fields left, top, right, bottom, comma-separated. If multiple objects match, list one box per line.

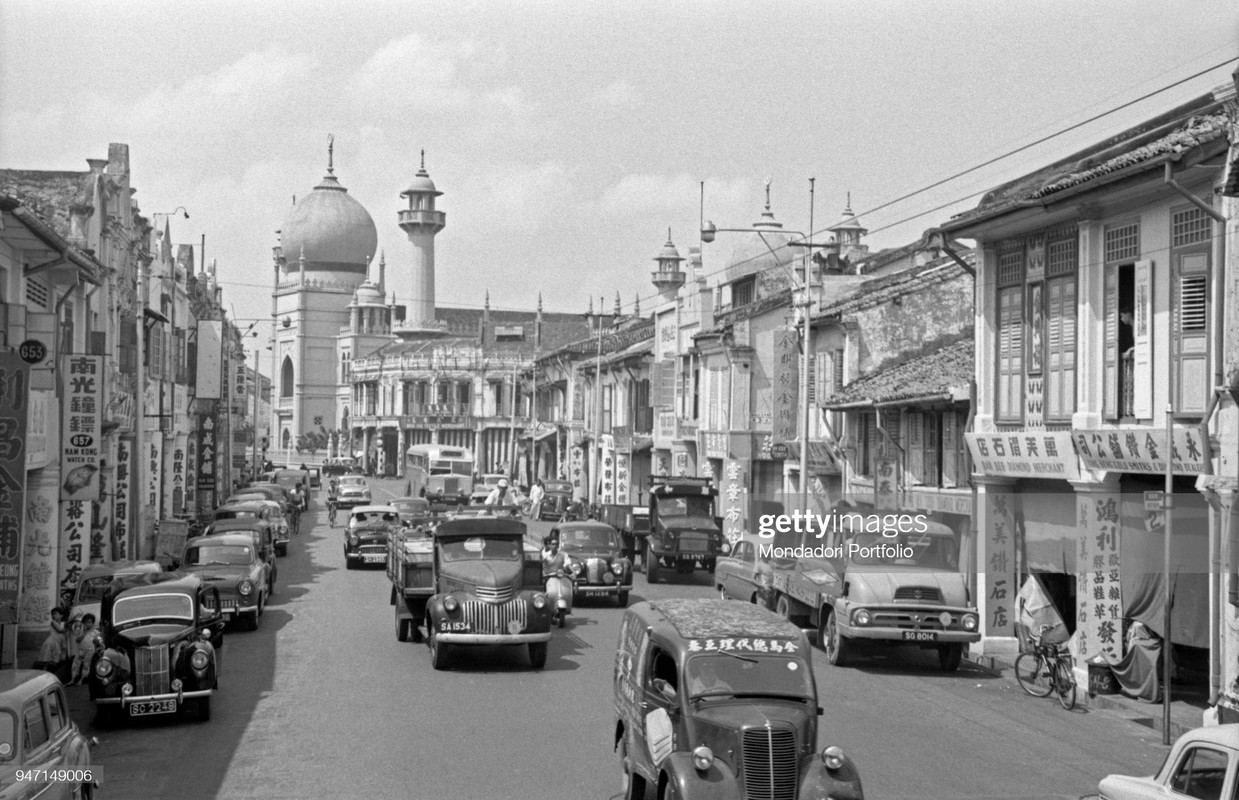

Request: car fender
left=660, top=751, right=743, bottom=800
left=801, top=754, right=864, bottom=800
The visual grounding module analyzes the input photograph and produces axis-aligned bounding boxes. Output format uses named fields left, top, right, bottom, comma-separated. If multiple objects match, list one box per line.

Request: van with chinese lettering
left=613, top=598, right=864, bottom=800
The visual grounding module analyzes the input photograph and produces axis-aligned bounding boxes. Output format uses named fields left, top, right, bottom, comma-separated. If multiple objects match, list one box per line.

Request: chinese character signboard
left=722, top=460, right=747, bottom=544
left=20, top=472, right=57, bottom=631
left=114, top=437, right=132, bottom=560
left=148, top=436, right=164, bottom=520
left=600, top=434, right=615, bottom=505
left=966, top=432, right=1080, bottom=480
left=700, top=431, right=728, bottom=461
left=615, top=451, right=630, bottom=505
left=874, top=458, right=899, bottom=510
left=570, top=445, right=585, bottom=501
left=60, top=355, right=102, bottom=502
left=772, top=327, right=799, bottom=443
left=1071, top=427, right=1206, bottom=475
left=1077, top=490, right=1123, bottom=662
left=58, top=498, right=87, bottom=597
left=983, top=490, right=1016, bottom=638
left=24, top=389, right=51, bottom=470
left=0, top=354, right=30, bottom=623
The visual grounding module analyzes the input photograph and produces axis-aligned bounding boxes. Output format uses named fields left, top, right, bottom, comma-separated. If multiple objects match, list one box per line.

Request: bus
left=405, top=444, right=474, bottom=504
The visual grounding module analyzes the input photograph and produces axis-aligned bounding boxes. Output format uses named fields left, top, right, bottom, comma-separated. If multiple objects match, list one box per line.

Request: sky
left=1, top=0, right=1236, bottom=375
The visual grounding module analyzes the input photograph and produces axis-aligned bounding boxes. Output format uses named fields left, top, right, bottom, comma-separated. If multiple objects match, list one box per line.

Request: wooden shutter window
left=923, top=411, right=940, bottom=487
left=1132, top=260, right=1153, bottom=418
left=1046, top=277, right=1076, bottom=420
left=997, top=287, right=1024, bottom=421
left=907, top=412, right=924, bottom=484
left=1172, top=252, right=1209, bottom=415
left=833, top=348, right=845, bottom=391
left=1102, top=265, right=1118, bottom=419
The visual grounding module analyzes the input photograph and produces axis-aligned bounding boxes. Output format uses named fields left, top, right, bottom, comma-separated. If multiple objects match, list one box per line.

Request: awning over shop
left=522, top=422, right=558, bottom=442
left=783, top=440, right=842, bottom=474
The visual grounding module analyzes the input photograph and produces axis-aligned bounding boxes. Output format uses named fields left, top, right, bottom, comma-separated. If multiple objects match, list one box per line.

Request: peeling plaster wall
left=850, top=270, right=974, bottom=377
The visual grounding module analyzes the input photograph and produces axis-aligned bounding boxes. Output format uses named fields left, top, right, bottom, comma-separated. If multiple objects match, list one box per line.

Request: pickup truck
left=387, top=515, right=552, bottom=669
left=643, top=476, right=727, bottom=584
left=770, top=514, right=979, bottom=671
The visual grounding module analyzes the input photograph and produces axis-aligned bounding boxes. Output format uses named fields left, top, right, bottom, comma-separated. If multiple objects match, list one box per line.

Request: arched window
left=281, top=356, right=294, bottom=398
left=281, top=428, right=291, bottom=448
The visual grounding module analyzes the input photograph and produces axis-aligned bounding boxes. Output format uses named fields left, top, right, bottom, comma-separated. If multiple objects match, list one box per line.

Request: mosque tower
left=397, top=150, right=446, bottom=330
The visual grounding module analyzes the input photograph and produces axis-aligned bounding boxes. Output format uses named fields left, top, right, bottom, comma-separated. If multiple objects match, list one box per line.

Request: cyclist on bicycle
left=327, top=496, right=338, bottom=528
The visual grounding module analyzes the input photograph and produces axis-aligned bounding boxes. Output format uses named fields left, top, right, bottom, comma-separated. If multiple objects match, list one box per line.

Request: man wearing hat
left=484, top=477, right=513, bottom=507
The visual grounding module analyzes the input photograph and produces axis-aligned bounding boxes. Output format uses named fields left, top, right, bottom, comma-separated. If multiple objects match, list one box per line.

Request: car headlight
left=569, top=561, right=582, bottom=577
left=720, top=541, right=731, bottom=555
left=611, top=561, right=624, bottom=575
left=95, top=657, right=114, bottom=678
left=443, top=595, right=459, bottom=613
left=853, top=609, right=871, bottom=626
left=691, top=745, right=714, bottom=772
left=239, top=579, right=254, bottom=596
left=962, top=613, right=978, bottom=632
left=821, top=746, right=846, bottom=771
left=190, top=649, right=210, bottom=671
left=532, top=593, right=547, bottom=610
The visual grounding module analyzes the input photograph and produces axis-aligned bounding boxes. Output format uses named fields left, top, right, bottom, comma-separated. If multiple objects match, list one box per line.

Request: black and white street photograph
left=0, top=2, right=1237, bottom=798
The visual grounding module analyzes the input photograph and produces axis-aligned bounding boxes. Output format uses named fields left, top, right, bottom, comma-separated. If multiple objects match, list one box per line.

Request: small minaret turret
left=398, top=150, right=447, bottom=330
left=651, top=228, right=686, bottom=301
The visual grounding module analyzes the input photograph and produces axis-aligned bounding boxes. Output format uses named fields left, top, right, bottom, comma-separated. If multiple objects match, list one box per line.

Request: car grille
left=359, top=544, right=386, bottom=556
left=871, top=611, right=949, bottom=630
left=475, top=585, right=513, bottom=603
left=462, top=599, right=526, bottom=634
left=135, top=645, right=170, bottom=696
left=586, top=558, right=606, bottom=584
left=893, top=586, right=943, bottom=603
left=679, top=534, right=710, bottom=553
left=741, top=727, right=798, bottom=800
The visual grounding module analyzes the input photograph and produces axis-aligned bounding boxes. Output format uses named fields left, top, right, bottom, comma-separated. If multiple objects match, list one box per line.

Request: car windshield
left=75, top=576, right=116, bottom=603
left=216, top=509, right=258, bottom=520
left=430, top=460, right=472, bottom=476
left=0, top=710, right=15, bottom=761
left=351, top=511, right=397, bottom=526
left=560, top=527, right=618, bottom=548
left=439, top=536, right=522, bottom=562
left=686, top=652, right=813, bottom=700
left=656, top=496, right=713, bottom=518
left=113, top=592, right=195, bottom=625
left=849, top=532, right=958, bottom=568
left=184, top=544, right=255, bottom=566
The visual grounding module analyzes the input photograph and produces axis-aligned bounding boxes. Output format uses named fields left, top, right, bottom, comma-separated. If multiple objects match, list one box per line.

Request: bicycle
left=290, top=506, right=302, bottom=537
left=1014, top=624, right=1077, bottom=710
left=327, top=500, right=337, bottom=529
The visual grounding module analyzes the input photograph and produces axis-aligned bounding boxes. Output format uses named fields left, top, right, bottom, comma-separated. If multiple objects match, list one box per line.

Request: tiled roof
left=941, top=93, right=1231, bottom=231
left=822, top=335, right=973, bottom=409
left=543, top=319, right=654, bottom=359
left=0, top=169, right=95, bottom=239
left=814, top=254, right=972, bottom=320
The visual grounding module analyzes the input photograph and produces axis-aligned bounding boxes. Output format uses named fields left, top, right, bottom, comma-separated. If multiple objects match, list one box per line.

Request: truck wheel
left=824, top=612, right=850, bottom=667
left=776, top=594, right=808, bottom=627
left=645, top=544, right=661, bottom=583
left=938, top=643, right=963, bottom=672
left=619, top=737, right=648, bottom=800
left=390, top=585, right=397, bottom=605
left=242, top=609, right=260, bottom=632
left=528, top=642, right=548, bottom=669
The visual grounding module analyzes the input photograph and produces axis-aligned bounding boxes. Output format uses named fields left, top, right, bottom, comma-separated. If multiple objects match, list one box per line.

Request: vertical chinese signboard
left=196, top=407, right=218, bottom=514
left=60, top=355, right=102, bottom=501
left=114, top=437, right=132, bottom=560
left=0, top=354, right=30, bottom=624
left=1077, top=490, right=1122, bottom=662
left=874, top=458, right=899, bottom=510
left=984, top=490, right=1016, bottom=638
left=570, top=445, right=585, bottom=501
left=615, top=451, right=630, bottom=505
left=772, top=327, right=798, bottom=443
left=722, top=460, right=746, bottom=545
left=600, top=435, right=615, bottom=506
left=60, top=355, right=102, bottom=599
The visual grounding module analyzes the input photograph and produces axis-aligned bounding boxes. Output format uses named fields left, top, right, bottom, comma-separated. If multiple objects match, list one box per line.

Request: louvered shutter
left=924, top=411, right=939, bottom=487
left=662, top=362, right=676, bottom=412
left=1173, top=253, right=1209, bottom=414
left=997, top=287, right=1024, bottom=421
left=1102, top=265, right=1118, bottom=419
left=1132, top=260, right=1153, bottom=418
left=907, top=412, right=923, bottom=484
left=941, top=411, right=957, bottom=487
left=649, top=361, right=664, bottom=409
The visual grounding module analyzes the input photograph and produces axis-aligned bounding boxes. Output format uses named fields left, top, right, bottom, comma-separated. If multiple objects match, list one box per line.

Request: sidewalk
left=967, top=651, right=1207, bottom=741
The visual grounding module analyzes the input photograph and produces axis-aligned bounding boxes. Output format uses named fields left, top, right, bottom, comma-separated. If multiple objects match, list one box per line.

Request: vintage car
left=468, top=488, right=492, bottom=506
left=713, top=534, right=776, bottom=608
left=1091, top=723, right=1239, bottom=799
left=345, top=505, right=399, bottom=568
left=0, top=670, right=97, bottom=798
left=88, top=573, right=222, bottom=724
left=202, top=518, right=278, bottom=593
left=180, top=533, right=271, bottom=630
left=538, top=480, right=576, bottom=521
left=424, top=516, right=554, bottom=670
left=242, top=482, right=294, bottom=517
left=214, top=499, right=290, bottom=556
left=424, top=473, right=471, bottom=505
left=552, top=521, right=632, bottom=607
left=335, top=475, right=372, bottom=509
left=390, top=497, right=433, bottom=530
left=614, top=599, right=864, bottom=800
left=68, top=560, right=163, bottom=629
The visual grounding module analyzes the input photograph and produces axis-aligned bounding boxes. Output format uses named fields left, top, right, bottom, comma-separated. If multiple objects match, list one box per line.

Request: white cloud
left=354, top=33, right=480, bottom=111
left=591, top=79, right=637, bottom=107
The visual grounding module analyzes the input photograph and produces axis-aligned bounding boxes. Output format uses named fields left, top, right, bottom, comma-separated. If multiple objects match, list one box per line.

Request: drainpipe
left=1163, top=162, right=1226, bottom=225
left=1197, top=386, right=1230, bottom=706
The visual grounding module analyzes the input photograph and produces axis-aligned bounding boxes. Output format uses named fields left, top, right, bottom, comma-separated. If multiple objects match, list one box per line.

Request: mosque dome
left=280, top=163, right=377, bottom=276
left=353, top=280, right=385, bottom=306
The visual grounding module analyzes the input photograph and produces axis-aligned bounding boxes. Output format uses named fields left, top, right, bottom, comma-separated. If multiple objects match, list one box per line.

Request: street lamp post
left=584, top=299, right=605, bottom=509
left=701, top=179, right=839, bottom=514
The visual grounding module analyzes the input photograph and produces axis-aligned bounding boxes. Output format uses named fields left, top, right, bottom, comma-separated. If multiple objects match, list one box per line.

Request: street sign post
left=1144, top=491, right=1163, bottom=511
left=769, top=442, right=790, bottom=461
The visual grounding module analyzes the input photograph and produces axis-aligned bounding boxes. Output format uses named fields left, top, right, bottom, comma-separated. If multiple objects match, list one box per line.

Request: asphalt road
left=73, top=477, right=1172, bottom=800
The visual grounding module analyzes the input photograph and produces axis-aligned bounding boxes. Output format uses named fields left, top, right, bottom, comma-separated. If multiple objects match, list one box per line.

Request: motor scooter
left=543, top=565, right=574, bottom=628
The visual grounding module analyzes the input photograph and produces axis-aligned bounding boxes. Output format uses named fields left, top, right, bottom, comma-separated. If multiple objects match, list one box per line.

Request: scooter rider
left=541, top=535, right=573, bottom=628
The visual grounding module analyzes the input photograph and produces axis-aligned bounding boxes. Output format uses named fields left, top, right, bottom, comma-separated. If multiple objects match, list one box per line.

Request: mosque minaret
left=397, top=150, right=446, bottom=330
